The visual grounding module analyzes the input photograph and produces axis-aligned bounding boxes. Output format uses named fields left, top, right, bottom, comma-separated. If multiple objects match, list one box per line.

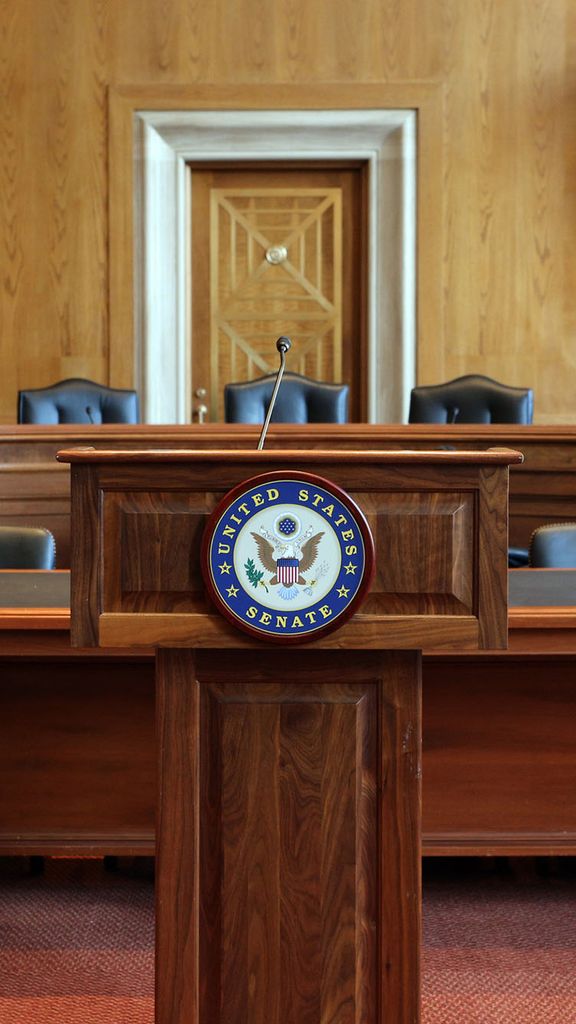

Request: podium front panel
left=61, top=448, right=522, bottom=652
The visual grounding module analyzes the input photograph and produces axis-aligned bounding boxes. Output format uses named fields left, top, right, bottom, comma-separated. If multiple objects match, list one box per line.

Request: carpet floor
left=0, top=857, right=574, bottom=1023
left=422, top=858, right=576, bottom=1023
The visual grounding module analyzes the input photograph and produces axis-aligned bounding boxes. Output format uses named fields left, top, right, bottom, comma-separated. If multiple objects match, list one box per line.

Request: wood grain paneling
left=156, top=647, right=421, bottom=1024
left=422, top=655, right=576, bottom=854
left=120, top=509, right=206, bottom=593
left=3, top=630, right=576, bottom=857
left=477, top=464, right=509, bottom=648
left=0, top=0, right=108, bottom=410
left=62, top=446, right=515, bottom=649
left=368, top=491, right=473, bottom=611
left=0, top=3, right=574, bottom=423
left=0, top=656, right=155, bottom=853
left=191, top=164, right=368, bottom=420
left=202, top=686, right=372, bottom=1023
left=4, top=420, right=559, bottom=562
left=103, top=491, right=215, bottom=613
left=70, top=463, right=99, bottom=647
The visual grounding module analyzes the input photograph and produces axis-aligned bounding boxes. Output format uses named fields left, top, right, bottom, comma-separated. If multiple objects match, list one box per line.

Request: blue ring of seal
left=203, top=474, right=372, bottom=642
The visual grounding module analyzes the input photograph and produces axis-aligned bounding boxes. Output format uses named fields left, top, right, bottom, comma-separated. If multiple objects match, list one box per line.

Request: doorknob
left=193, top=387, right=208, bottom=424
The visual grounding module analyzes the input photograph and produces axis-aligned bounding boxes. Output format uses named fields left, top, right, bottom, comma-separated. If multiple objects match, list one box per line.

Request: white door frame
left=133, top=108, right=416, bottom=424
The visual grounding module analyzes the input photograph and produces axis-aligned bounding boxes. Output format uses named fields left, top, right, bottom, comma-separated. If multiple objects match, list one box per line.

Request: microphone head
left=276, top=336, right=291, bottom=354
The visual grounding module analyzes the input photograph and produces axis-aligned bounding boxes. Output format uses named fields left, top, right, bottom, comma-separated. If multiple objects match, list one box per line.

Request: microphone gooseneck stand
left=257, top=336, right=291, bottom=450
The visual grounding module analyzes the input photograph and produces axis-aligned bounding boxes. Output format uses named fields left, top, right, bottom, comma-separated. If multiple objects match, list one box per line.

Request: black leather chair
left=529, top=523, right=576, bottom=568
left=0, top=526, right=56, bottom=569
left=18, top=378, right=140, bottom=424
left=224, top=372, right=349, bottom=424
left=408, top=374, right=533, bottom=424
left=409, top=373, right=534, bottom=568
left=508, top=546, right=530, bottom=569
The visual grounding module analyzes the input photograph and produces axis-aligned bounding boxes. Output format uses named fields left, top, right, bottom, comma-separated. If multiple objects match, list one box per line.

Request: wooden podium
left=59, top=445, right=521, bottom=1024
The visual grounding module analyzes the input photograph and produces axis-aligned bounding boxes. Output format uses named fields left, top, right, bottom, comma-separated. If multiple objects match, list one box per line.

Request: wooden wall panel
left=0, top=0, right=108, bottom=413
left=432, top=0, right=570, bottom=422
left=1, top=0, right=575, bottom=423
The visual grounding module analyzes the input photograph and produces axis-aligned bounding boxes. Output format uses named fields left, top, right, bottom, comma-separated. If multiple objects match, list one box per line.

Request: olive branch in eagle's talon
left=244, top=558, right=269, bottom=593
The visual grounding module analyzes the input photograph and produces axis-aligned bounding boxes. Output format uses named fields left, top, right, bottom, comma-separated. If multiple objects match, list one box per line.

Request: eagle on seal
left=250, top=530, right=324, bottom=586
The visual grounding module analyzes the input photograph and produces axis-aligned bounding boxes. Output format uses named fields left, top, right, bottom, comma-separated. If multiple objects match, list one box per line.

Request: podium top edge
left=56, top=447, right=524, bottom=465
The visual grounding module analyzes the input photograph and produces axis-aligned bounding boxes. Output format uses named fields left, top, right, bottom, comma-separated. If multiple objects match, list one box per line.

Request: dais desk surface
left=0, top=569, right=574, bottom=858
left=2, top=423, right=576, bottom=567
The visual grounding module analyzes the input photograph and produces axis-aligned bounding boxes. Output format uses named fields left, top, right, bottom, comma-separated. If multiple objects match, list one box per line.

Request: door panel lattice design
left=210, top=188, right=342, bottom=419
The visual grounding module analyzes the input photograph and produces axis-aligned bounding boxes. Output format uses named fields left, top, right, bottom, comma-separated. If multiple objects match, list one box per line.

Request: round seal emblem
left=202, top=471, right=374, bottom=643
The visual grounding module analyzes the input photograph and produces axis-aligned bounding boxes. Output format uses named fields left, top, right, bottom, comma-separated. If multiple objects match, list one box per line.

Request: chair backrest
left=18, top=378, right=140, bottom=424
left=408, top=374, right=533, bottom=425
left=224, top=372, right=349, bottom=424
left=0, top=526, right=56, bottom=569
left=529, top=523, right=576, bottom=568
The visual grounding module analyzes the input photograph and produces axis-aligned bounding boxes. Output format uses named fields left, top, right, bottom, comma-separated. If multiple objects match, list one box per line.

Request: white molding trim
left=134, top=109, right=416, bottom=424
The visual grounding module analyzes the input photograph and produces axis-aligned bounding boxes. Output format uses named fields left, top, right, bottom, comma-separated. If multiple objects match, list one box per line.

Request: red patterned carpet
left=0, top=858, right=574, bottom=1023
left=422, top=859, right=576, bottom=1023
left=0, top=859, right=154, bottom=1024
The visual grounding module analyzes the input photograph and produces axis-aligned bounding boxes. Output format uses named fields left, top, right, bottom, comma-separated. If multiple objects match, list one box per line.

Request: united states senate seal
left=201, top=471, right=374, bottom=642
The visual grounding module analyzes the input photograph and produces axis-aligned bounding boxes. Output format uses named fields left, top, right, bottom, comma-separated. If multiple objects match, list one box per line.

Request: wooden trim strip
left=0, top=421, right=575, bottom=441
left=0, top=608, right=70, bottom=629
left=423, top=831, right=576, bottom=857
left=57, top=446, right=523, bottom=465
left=0, top=421, right=574, bottom=442
left=98, top=611, right=479, bottom=650
left=4, top=599, right=572, bottom=639
left=0, top=835, right=155, bottom=857
left=510, top=606, right=576, bottom=628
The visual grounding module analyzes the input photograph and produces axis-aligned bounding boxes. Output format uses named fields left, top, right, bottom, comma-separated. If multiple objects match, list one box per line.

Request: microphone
left=85, top=405, right=95, bottom=424
left=257, top=336, right=291, bottom=450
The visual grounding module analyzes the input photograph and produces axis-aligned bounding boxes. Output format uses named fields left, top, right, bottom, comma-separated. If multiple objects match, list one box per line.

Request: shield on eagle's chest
left=276, top=557, right=299, bottom=585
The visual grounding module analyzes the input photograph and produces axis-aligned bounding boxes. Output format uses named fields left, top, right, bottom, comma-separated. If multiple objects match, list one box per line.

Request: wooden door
left=190, top=164, right=367, bottom=422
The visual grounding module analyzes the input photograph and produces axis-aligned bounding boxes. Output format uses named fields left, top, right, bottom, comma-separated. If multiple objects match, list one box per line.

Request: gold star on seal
left=226, top=584, right=239, bottom=598
left=337, top=585, right=350, bottom=598
left=344, top=562, right=357, bottom=575
left=219, top=561, right=231, bottom=574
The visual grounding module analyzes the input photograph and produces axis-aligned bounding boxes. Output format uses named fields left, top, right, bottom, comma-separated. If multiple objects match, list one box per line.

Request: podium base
left=156, top=647, right=421, bottom=1024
